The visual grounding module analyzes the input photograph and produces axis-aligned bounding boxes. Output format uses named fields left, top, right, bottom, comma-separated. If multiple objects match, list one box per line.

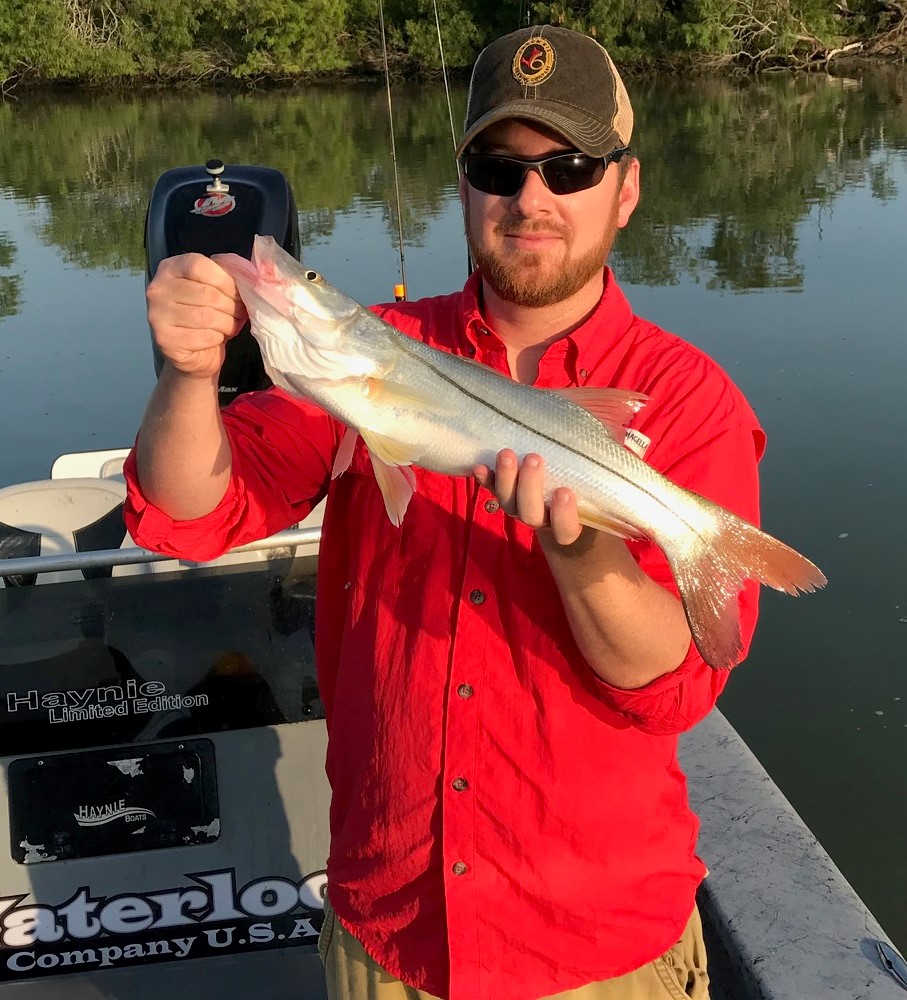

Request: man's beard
left=465, top=200, right=620, bottom=308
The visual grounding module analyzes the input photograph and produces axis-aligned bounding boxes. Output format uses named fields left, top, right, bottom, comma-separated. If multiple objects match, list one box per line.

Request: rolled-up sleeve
left=594, top=348, right=766, bottom=734
left=124, top=388, right=340, bottom=562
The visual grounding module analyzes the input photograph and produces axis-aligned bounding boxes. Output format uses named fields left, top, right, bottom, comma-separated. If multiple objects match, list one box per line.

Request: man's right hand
left=147, top=253, right=248, bottom=380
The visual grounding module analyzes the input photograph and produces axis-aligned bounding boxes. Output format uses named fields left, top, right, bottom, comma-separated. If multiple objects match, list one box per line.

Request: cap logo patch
left=512, top=37, right=556, bottom=86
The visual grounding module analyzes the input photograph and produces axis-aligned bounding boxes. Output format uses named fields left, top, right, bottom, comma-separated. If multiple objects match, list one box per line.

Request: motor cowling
left=144, top=159, right=300, bottom=405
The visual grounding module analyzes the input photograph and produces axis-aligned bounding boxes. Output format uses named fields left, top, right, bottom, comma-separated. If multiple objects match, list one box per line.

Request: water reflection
left=621, top=70, right=906, bottom=291
left=0, top=231, right=18, bottom=317
left=1, top=69, right=906, bottom=305
left=0, top=84, right=463, bottom=280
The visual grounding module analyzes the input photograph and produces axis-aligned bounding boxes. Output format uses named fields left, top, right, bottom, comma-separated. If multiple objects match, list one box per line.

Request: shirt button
left=457, top=683, right=474, bottom=699
left=452, top=777, right=469, bottom=792
left=484, top=499, right=499, bottom=513
left=452, top=862, right=469, bottom=876
left=579, top=367, right=589, bottom=379
left=469, top=589, right=485, bottom=605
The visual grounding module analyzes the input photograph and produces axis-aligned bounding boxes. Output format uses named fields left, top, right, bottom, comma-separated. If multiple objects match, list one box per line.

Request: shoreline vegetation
left=1, top=0, right=906, bottom=97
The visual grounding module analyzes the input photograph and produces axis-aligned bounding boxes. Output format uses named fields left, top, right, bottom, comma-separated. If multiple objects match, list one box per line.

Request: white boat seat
left=50, top=447, right=130, bottom=482
left=0, top=478, right=127, bottom=586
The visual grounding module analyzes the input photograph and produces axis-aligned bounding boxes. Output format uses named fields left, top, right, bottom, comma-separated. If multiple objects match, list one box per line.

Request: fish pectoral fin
left=366, top=450, right=417, bottom=527
left=550, top=387, right=647, bottom=440
left=366, top=377, right=456, bottom=416
left=331, top=427, right=359, bottom=480
left=576, top=504, right=645, bottom=541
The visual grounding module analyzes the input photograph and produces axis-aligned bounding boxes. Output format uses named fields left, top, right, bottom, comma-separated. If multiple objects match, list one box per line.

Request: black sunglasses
left=460, top=147, right=630, bottom=197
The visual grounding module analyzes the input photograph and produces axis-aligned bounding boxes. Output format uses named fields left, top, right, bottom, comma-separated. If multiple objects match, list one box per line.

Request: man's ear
left=617, top=158, right=641, bottom=229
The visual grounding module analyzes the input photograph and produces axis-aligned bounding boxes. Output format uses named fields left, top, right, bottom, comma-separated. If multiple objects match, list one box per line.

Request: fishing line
left=429, top=0, right=473, bottom=276
left=432, top=0, right=458, bottom=150
left=378, top=0, right=408, bottom=301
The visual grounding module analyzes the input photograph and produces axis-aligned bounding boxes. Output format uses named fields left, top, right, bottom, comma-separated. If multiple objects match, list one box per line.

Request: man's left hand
left=473, top=449, right=584, bottom=546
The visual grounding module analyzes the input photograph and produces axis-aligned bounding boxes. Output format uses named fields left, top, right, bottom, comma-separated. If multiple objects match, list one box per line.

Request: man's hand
left=473, top=449, right=692, bottom=688
left=147, top=253, right=247, bottom=380
left=472, top=449, right=584, bottom=546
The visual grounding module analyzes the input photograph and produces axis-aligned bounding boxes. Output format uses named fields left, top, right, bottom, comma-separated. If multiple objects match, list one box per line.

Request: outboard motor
left=144, top=159, right=300, bottom=406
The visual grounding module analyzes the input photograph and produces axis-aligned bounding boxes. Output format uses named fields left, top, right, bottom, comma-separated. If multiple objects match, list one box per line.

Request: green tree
left=680, top=0, right=844, bottom=67
left=0, top=0, right=134, bottom=86
left=403, top=0, right=482, bottom=71
left=204, top=0, right=351, bottom=78
left=530, top=0, right=684, bottom=57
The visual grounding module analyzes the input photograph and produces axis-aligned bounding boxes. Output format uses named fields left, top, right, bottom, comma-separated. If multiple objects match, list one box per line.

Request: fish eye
left=304, top=270, right=321, bottom=283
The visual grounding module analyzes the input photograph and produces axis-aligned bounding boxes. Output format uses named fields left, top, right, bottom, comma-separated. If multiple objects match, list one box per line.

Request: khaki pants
left=319, top=894, right=709, bottom=1000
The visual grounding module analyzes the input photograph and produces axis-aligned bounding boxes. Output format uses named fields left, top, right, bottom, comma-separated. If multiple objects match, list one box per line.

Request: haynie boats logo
left=0, top=868, right=326, bottom=980
left=74, top=798, right=156, bottom=827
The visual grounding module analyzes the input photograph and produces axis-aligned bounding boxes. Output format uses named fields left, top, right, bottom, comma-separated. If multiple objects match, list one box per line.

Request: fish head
left=214, top=235, right=375, bottom=383
left=250, top=235, right=359, bottom=349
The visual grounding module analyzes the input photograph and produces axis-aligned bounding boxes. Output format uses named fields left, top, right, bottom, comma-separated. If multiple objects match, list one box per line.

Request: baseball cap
left=456, top=25, right=633, bottom=160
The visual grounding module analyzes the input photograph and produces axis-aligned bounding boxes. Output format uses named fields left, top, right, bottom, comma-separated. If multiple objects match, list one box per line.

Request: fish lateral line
left=384, top=328, right=674, bottom=507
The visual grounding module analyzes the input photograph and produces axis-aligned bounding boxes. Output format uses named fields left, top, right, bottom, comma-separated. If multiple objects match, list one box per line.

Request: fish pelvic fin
left=359, top=427, right=421, bottom=526
left=666, top=502, right=827, bottom=670
left=359, top=427, right=422, bottom=469
left=368, top=456, right=416, bottom=527
left=549, top=387, right=647, bottom=440
left=331, top=427, right=358, bottom=480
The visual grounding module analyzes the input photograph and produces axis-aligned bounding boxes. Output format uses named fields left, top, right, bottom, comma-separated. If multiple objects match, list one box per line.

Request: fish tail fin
left=665, top=502, right=827, bottom=671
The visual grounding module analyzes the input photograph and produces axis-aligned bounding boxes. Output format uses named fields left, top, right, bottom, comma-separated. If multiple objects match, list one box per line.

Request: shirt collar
left=458, top=267, right=635, bottom=385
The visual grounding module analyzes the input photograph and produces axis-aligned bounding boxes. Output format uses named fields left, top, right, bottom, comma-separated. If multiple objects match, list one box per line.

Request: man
left=125, top=24, right=764, bottom=1000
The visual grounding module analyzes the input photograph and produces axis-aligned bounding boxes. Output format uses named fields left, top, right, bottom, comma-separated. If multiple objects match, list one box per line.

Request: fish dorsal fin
left=366, top=377, right=455, bottom=416
left=549, top=387, right=647, bottom=440
left=359, top=427, right=421, bottom=526
left=331, top=427, right=359, bottom=480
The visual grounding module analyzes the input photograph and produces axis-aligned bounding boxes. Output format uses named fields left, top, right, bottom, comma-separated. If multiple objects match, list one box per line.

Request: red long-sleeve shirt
left=124, top=269, right=764, bottom=1000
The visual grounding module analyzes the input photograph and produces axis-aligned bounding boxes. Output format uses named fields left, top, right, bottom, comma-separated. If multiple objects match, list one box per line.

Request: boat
left=0, top=160, right=903, bottom=999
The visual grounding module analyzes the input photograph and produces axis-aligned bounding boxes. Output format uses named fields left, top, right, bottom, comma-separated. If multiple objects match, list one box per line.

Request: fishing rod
left=378, top=0, right=474, bottom=290
left=430, top=0, right=472, bottom=278
left=378, top=0, right=408, bottom=302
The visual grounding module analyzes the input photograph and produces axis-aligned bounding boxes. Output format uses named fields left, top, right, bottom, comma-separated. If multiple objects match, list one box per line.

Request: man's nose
left=510, top=167, right=551, bottom=213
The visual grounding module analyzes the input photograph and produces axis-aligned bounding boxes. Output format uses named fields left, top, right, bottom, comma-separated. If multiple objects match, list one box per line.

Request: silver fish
left=214, top=235, right=826, bottom=670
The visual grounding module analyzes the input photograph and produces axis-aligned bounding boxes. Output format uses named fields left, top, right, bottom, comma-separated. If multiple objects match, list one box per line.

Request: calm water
left=1, top=71, right=905, bottom=947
